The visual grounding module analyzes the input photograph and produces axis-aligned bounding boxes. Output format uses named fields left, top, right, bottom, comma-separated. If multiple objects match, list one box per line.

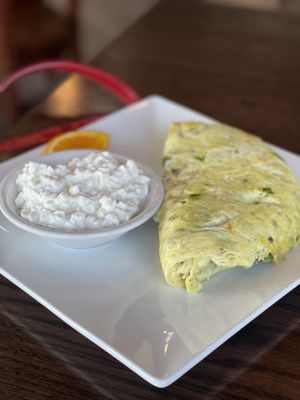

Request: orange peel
left=43, top=130, right=110, bottom=154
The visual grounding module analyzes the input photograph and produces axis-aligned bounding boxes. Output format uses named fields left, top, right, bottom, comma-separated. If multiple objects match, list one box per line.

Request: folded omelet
left=157, top=122, right=300, bottom=292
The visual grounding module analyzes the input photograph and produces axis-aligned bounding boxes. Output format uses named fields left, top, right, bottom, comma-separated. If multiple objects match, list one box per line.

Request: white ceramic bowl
left=0, top=150, right=164, bottom=248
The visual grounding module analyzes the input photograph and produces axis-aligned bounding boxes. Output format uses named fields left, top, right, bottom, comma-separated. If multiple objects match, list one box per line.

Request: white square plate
left=0, top=95, right=299, bottom=387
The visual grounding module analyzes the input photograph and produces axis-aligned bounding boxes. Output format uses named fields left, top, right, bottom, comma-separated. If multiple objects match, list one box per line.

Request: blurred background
left=0, top=0, right=158, bottom=136
left=1, top=0, right=299, bottom=137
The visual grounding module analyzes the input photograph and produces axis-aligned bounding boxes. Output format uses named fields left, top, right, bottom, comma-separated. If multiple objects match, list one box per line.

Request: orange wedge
left=43, top=130, right=110, bottom=154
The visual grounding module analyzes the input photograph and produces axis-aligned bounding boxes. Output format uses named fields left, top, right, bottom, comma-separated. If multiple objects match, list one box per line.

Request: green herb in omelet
left=262, top=187, right=274, bottom=195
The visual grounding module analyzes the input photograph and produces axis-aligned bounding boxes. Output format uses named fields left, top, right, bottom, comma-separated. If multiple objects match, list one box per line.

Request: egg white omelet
left=157, top=122, right=300, bottom=292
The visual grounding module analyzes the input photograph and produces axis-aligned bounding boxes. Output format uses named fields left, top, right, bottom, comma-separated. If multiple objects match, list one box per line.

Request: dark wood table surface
left=1, top=1, right=300, bottom=399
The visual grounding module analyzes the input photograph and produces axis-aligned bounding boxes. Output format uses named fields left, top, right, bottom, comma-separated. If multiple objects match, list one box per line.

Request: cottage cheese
left=15, top=152, right=150, bottom=231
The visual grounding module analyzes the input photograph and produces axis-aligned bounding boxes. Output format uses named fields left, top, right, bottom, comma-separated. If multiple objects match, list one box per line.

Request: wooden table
left=1, top=1, right=300, bottom=398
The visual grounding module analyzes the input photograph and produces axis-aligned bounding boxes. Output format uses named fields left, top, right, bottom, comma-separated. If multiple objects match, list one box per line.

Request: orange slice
left=43, top=130, right=110, bottom=154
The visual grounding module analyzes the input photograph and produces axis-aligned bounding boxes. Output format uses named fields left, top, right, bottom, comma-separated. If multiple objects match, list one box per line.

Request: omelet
left=157, top=122, right=300, bottom=292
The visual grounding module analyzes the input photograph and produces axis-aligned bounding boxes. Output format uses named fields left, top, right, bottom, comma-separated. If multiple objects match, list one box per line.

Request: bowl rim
left=0, top=149, right=164, bottom=241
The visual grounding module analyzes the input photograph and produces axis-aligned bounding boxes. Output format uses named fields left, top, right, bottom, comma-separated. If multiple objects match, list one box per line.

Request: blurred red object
left=0, top=60, right=140, bottom=153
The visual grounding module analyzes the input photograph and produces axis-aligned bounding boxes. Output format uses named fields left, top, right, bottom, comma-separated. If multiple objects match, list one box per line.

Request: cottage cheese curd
left=15, top=152, right=150, bottom=231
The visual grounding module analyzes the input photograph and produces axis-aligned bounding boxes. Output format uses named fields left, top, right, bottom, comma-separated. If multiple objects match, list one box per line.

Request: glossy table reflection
left=1, top=0, right=300, bottom=399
